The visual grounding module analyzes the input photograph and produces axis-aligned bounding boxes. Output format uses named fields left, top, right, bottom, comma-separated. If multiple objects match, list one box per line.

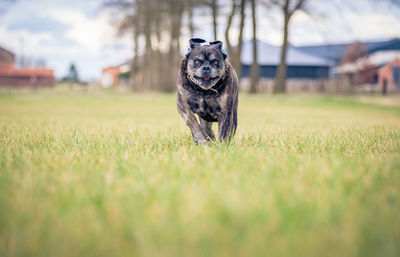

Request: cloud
left=287, top=1, right=400, bottom=45
left=8, top=15, right=70, bottom=35
left=47, top=10, right=123, bottom=53
left=0, top=0, right=132, bottom=81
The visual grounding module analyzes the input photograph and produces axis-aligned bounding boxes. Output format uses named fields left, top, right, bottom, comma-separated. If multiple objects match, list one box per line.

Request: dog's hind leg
left=199, top=118, right=215, bottom=140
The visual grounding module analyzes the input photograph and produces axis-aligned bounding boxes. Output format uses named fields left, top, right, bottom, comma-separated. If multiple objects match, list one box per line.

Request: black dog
left=177, top=38, right=239, bottom=144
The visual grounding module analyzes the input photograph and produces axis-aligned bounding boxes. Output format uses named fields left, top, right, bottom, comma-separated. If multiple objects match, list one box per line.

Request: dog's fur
left=177, top=38, right=239, bottom=143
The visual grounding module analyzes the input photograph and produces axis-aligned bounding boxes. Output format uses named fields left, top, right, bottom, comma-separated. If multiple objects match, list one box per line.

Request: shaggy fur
left=177, top=38, right=239, bottom=144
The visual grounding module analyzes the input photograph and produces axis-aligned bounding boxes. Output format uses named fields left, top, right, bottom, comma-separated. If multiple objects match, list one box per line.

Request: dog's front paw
left=193, top=134, right=211, bottom=144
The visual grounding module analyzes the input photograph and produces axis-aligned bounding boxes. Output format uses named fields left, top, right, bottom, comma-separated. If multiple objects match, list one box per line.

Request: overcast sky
left=0, top=0, right=399, bottom=81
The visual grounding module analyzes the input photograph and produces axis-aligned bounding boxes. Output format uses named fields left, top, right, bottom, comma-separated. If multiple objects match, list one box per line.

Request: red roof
left=0, top=67, right=54, bottom=77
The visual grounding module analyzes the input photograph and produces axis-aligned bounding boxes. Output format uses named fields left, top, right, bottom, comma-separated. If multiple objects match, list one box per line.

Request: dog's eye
left=194, top=60, right=200, bottom=65
left=213, top=60, right=219, bottom=65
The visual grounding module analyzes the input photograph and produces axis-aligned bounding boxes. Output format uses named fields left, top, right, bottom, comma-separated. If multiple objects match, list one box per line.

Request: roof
left=102, top=66, right=120, bottom=73
left=364, top=50, right=400, bottom=66
left=241, top=40, right=333, bottom=67
left=0, top=68, right=54, bottom=77
left=336, top=50, right=400, bottom=74
left=102, top=59, right=132, bottom=74
left=294, top=38, right=400, bottom=63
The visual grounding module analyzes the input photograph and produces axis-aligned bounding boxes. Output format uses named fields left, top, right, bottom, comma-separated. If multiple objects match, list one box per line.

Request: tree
left=63, top=63, right=80, bottom=82
left=203, top=0, right=219, bottom=40
left=224, top=0, right=238, bottom=57
left=211, top=0, right=218, bottom=40
left=272, top=0, right=307, bottom=93
left=249, top=0, right=259, bottom=93
left=104, top=0, right=142, bottom=89
left=104, top=0, right=193, bottom=92
left=341, top=41, right=367, bottom=64
left=232, top=0, right=246, bottom=78
left=187, top=0, right=196, bottom=37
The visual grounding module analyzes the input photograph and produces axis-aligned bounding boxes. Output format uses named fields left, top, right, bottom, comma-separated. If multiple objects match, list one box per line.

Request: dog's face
left=186, top=39, right=227, bottom=90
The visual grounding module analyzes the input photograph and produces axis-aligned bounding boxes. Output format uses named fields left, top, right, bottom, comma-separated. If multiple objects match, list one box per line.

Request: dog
left=177, top=38, right=239, bottom=144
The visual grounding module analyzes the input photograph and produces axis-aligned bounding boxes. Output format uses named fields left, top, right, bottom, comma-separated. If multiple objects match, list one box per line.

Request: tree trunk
left=188, top=3, right=194, bottom=37
left=224, top=0, right=237, bottom=57
left=249, top=0, right=259, bottom=94
left=169, top=5, right=183, bottom=59
left=233, top=0, right=245, bottom=78
left=131, top=30, right=140, bottom=90
left=166, top=4, right=184, bottom=92
left=273, top=12, right=290, bottom=94
left=155, top=15, right=163, bottom=91
left=143, top=11, right=153, bottom=91
left=212, top=0, right=218, bottom=40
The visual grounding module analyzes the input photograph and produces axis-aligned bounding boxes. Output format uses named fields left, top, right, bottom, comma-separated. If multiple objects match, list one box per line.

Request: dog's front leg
left=177, top=95, right=211, bottom=144
left=199, top=118, right=215, bottom=140
left=218, top=94, right=238, bottom=142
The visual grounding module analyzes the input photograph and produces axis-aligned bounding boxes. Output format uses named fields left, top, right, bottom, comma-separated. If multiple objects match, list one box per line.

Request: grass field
left=0, top=92, right=400, bottom=257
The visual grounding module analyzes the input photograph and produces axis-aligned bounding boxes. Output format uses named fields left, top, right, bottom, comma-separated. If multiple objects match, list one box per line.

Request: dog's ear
left=190, top=38, right=206, bottom=49
left=186, top=38, right=206, bottom=58
left=210, top=40, right=227, bottom=60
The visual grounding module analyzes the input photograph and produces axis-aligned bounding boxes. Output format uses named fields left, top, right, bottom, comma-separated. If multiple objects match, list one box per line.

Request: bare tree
left=104, top=0, right=194, bottom=91
left=203, top=0, right=219, bottom=40
left=104, top=0, right=143, bottom=89
left=224, top=0, right=238, bottom=57
left=272, top=0, right=308, bottom=93
left=231, top=0, right=246, bottom=78
left=165, top=0, right=185, bottom=91
left=341, top=41, right=367, bottom=64
left=211, top=0, right=218, bottom=40
left=187, top=0, right=196, bottom=37
left=249, top=0, right=259, bottom=93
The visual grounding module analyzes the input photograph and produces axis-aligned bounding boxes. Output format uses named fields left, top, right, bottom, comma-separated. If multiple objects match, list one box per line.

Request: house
left=335, top=49, right=400, bottom=93
left=0, top=46, right=55, bottom=87
left=101, top=60, right=131, bottom=88
left=0, top=46, right=15, bottom=71
left=336, top=50, right=400, bottom=78
left=295, top=38, right=400, bottom=67
left=293, top=38, right=400, bottom=93
left=241, top=40, right=333, bottom=93
left=378, top=58, right=400, bottom=94
left=101, top=66, right=120, bottom=88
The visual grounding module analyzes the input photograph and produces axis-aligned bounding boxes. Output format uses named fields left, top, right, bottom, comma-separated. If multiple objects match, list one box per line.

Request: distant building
left=295, top=38, right=400, bottom=66
left=334, top=47, right=400, bottom=93
left=241, top=40, right=332, bottom=93
left=0, top=46, right=55, bottom=87
left=101, top=66, right=120, bottom=88
left=293, top=38, right=400, bottom=93
left=0, top=46, right=15, bottom=71
left=378, top=58, right=400, bottom=94
left=101, top=60, right=131, bottom=88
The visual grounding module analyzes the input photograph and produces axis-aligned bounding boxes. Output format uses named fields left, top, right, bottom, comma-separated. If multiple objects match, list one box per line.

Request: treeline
left=104, top=0, right=253, bottom=92
left=102, top=0, right=322, bottom=93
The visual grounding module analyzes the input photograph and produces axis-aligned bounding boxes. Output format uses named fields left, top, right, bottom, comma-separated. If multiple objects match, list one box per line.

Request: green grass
left=0, top=93, right=400, bottom=257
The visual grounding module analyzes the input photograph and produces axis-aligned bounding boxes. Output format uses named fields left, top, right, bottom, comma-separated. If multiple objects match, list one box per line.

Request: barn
left=319, top=38, right=400, bottom=93
left=295, top=38, right=400, bottom=66
left=0, top=46, right=55, bottom=87
left=240, top=40, right=332, bottom=93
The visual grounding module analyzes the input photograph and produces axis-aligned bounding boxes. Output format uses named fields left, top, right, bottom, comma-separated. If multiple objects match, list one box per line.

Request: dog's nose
left=202, top=66, right=211, bottom=73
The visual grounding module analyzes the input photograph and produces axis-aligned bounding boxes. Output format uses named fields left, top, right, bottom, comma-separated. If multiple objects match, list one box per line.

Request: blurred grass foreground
left=0, top=91, right=400, bottom=257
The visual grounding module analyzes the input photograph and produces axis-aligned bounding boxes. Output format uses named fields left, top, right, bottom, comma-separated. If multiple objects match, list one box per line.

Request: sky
left=0, top=0, right=399, bottom=81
